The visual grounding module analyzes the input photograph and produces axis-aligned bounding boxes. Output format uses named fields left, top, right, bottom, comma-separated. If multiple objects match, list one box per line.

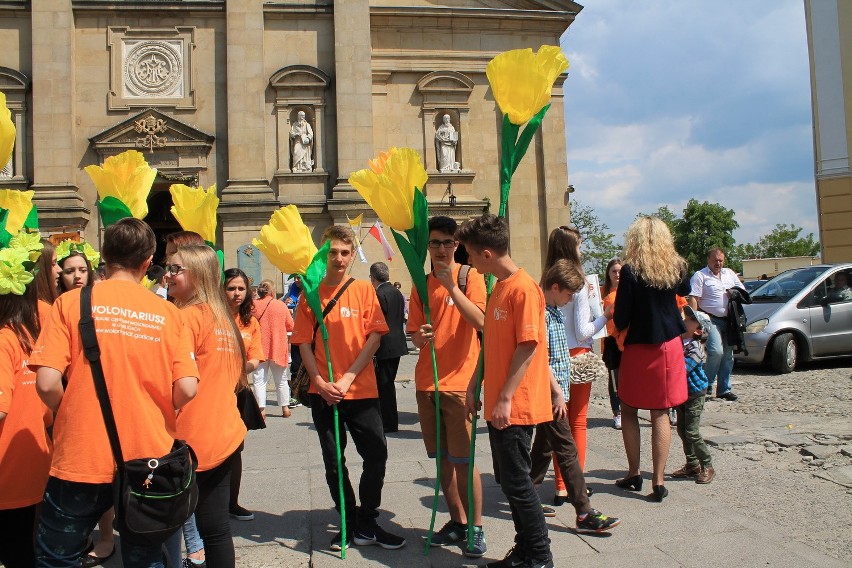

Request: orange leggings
left=553, top=382, right=592, bottom=492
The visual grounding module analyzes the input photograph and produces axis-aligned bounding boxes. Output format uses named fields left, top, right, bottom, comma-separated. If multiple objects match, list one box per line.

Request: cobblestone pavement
left=585, top=356, right=852, bottom=564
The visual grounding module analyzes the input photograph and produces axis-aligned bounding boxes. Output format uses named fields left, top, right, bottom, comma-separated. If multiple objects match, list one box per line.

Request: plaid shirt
left=545, top=305, right=571, bottom=402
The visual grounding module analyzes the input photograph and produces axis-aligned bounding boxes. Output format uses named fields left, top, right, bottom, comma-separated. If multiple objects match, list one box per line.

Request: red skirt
left=618, top=337, right=687, bottom=410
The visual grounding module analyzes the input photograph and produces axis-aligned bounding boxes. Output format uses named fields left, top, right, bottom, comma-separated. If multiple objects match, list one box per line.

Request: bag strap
left=79, top=286, right=126, bottom=469
left=457, top=264, right=472, bottom=295
left=311, top=277, right=355, bottom=346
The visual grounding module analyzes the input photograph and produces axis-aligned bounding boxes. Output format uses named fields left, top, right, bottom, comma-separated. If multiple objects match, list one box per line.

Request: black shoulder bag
left=290, top=278, right=354, bottom=407
left=79, top=286, right=199, bottom=546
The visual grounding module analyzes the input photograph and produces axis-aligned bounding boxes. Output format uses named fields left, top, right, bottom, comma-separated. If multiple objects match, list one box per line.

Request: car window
left=826, top=271, right=852, bottom=304
left=751, top=267, right=827, bottom=303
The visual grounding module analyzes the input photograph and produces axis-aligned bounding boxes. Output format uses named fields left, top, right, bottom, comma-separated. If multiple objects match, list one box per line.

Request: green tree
left=636, top=205, right=679, bottom=233
left=569, top=199, right=622, bottom=277
left=753, top=224, right=820, bottom=258
left=673, top=199, right=739, bottom=273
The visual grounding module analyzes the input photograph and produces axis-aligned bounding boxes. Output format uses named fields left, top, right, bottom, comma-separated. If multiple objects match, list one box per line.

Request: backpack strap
left=457, top=264, right=472, bottom=295
left=311, top=277, right=355, bottom=347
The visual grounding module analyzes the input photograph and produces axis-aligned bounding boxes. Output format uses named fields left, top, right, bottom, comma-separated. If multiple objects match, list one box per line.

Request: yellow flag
left=347, top=213, right=363, bottom=228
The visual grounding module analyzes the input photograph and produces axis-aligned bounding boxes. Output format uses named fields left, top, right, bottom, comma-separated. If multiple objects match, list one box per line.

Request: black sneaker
left=528, top=561, right=555, bottom=568
left=541, top=505, right=556, bottom=518
left=463, top=525, right=487, bottom=558
left=576, top=509, right=621, bottom=534
left=228, top=505, right=254, bottom=521
left=429, top=520, right=466, bottom=546
left=330, top=531, right=352, bottom=551
left=486, top=545, right=526, bottom=568
left=717, top=391, right=738, bottom=401
left=353, top=524, right=406, bottom=549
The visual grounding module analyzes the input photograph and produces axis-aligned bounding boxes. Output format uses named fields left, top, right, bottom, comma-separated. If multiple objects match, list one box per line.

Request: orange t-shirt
left=29, top=280, right=199, bottom=484
left=37, top=299, right=52, bottom=329
left=406, top=264, right=486, bottom=391
left=0, top=328, right=53, bottom=509
left=176, top=304, right=246, bottom=472
left=291, top=279, right=388, bottom=400
left=482, top=269, right=552, bottom=426
left=236, top=315, right=265, bottom=362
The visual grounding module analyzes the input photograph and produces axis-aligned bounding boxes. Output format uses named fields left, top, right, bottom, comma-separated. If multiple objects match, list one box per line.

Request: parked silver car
left=735, top=264, right=852, bottom=373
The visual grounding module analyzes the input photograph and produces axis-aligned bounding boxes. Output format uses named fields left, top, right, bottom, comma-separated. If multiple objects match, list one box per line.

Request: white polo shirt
left=689, top=267, right=742, bottom=317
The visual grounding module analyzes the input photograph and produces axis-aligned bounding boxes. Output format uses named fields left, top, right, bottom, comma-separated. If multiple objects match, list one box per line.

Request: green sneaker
left=429, top=520, right=465, bottom=546
left=576, top=509, right=621, bottom=534
left=463, top=525, right=487, bottom=558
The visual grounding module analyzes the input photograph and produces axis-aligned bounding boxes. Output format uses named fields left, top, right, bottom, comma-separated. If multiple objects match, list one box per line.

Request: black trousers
left=529, top=415, right=591, bottom=514
left=195, top=452, right=237, bottom=568
left=0, top=504, right=37, bottom=568
left=374, top=357, right=400, bottom=432
left=488, top=423, right=551, bottom=564
left=310, top=395, right=388, bottom=531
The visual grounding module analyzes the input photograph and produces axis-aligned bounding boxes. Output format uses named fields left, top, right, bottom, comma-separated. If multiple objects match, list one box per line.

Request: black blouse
left=613, top=263, right=691, bottom=345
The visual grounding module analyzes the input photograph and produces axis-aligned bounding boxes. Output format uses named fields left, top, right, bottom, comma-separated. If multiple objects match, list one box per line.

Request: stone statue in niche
left=435, top=114, right=460, bottom=173
left=290, top=110, right=314, bottom=173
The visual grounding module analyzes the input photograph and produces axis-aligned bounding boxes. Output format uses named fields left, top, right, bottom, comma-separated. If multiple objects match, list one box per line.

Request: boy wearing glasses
left=407, top=216, right=488, bottom=557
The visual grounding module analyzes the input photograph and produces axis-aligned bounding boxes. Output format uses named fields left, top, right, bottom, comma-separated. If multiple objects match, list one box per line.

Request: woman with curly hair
left=613, top=216, right=691, bottom=502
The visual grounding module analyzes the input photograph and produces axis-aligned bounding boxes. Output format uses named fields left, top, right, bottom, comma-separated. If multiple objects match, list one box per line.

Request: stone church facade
left=0, top=0, right=581, bottom=285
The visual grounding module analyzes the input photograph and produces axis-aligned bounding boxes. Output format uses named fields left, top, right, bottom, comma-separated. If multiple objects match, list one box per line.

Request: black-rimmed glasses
left=166, top=264, right=186, bottom=276
left=428, top=239, right=457, bottom=249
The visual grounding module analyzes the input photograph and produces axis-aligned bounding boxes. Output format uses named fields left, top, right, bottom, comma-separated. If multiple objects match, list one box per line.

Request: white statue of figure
left=435, top=114, right=460, bottom=173
left=290, top=110, right=314, bottom=173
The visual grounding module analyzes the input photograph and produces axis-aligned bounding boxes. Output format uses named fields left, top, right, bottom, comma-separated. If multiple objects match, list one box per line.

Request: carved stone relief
left=123, top=40, right=184, bottom=98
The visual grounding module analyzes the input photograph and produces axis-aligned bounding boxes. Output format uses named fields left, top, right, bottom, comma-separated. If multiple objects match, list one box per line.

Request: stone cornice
left=370, top=5, right=579, bottom=26
left=72, top=1, right=224, bottom=12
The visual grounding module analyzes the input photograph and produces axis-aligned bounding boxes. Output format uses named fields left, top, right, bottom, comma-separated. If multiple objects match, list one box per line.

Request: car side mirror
left=819, top=296, right=830, bottom=307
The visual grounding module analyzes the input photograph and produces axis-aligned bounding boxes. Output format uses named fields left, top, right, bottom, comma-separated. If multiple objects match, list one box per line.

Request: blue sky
left=560, top=0, right=816, bottom=245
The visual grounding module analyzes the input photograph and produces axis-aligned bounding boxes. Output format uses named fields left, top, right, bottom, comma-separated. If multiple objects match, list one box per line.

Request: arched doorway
left=146, top=184, right=180, bottom=265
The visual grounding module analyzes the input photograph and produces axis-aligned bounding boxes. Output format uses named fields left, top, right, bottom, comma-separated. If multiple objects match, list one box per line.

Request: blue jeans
left=488, top=423, right=551, bottom=564
left=35, top=476, right=168, bottom=568
left=163, top=515, right=204, bottom=567
left=705, top=316, right=734, bottom=396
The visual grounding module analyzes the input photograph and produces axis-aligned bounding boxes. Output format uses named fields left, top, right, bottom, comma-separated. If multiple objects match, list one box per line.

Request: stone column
left=30, top=0, right=90, bottom=226
left=220, top=0, right=278, bottom=221
left=330, top=0, right=374, bottom=200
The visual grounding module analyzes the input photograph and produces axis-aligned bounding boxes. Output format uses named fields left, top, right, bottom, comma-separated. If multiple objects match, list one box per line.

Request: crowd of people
left=0, top=211, right=749, bottom=568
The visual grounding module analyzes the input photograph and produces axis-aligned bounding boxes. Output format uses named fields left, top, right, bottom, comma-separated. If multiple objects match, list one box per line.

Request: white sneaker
left=613, top=414, right=622, bottom=430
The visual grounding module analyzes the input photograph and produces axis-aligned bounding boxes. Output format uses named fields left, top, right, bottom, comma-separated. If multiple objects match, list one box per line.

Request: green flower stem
left=466, top=105, right=550, bottom=550
left=320, top=325, right=347, bottom=560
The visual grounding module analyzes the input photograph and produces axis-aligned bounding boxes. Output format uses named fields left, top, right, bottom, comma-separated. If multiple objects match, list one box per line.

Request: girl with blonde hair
left=167, top=244, right=247, bottom=567
left=613, top=216, right=691, bottom=502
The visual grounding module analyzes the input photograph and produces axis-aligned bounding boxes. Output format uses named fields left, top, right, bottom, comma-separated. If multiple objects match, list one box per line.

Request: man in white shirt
left=687, top=248, right=743, bottom=401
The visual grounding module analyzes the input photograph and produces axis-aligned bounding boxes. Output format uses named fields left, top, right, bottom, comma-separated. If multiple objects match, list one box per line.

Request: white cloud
left=561, top=0, right=816, bottom=249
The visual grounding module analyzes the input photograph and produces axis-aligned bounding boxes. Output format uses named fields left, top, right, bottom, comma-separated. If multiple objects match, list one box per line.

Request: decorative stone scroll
left=108, top=27, right=196, bottom=110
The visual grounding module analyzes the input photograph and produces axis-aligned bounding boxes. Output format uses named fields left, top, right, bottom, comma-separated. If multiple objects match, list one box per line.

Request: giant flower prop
left=486, top=45, right=568, bottom=216
left=0, top=230, right=42, bottom=296
left=0, top=91, right=15, bottom=172
left=169, top=184, right=219, bottom=244
left=253, top=205, right=349, bottom=557
left=84, top=150, right=157, bottom=226
left=0, top=189, right=38, bottom=247
left=350, top=148, right=448, bottom=551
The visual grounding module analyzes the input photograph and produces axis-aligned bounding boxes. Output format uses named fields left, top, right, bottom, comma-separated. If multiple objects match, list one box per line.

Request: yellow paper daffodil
left=0, top=189, right=35, bottom=236
left=84, top=150, right=157, bottom=220
left=349, top=147, right=428, bottom=232
left=486, top=46, right=569, bottom=125
left=0, top=262, right=33, bottom=296
left=252, top=205, right=318, bottom=275
left=169, top=184, right=219, bottom=244
left=0, top=91, right=15, bottom=171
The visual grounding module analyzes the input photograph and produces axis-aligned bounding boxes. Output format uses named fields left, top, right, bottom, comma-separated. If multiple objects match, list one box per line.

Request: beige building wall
left=0, top=0, right=581, bottom=288
left=806, top=0, right=852, bottom=262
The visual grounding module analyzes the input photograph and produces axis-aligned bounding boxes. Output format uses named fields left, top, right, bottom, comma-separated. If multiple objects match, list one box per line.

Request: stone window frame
left=269, top=65, right=331, bottom=177
left=416, top=71, right=475, bottom=176
left=107, top=26, right=196, bottom=110
left=0, top=67, right=30, bottom=189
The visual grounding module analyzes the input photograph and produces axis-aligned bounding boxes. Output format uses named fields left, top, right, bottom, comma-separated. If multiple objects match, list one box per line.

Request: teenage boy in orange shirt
left=459, top=214, right=555, bottom=568
left=291, top=225, right=405, bottom=552
left=30, top=218, right=199, bottom=568
left=407, top=216, right=487, bottom=557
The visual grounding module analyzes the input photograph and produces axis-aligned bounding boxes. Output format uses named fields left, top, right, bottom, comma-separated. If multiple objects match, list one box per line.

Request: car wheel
left=770, top=333, right=797, bottom=374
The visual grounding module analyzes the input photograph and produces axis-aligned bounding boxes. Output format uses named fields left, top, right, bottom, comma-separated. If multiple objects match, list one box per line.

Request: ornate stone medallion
left=123, top=40, right=184, bottom=97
